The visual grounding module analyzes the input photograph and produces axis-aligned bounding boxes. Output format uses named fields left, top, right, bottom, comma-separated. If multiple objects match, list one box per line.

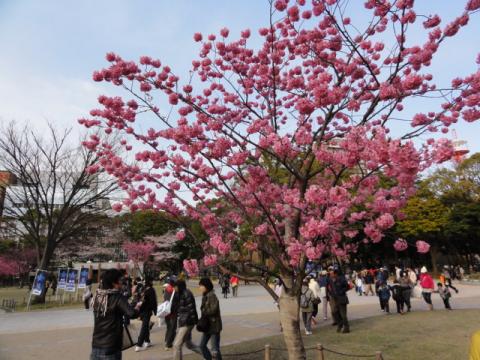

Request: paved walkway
left=0, top=282, right=478, bottom=360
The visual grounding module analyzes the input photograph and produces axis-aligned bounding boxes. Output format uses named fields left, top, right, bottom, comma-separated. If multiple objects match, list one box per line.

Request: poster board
left=31, top=270, right=48, bottom=296
left=58, top=268, right=68, bottom=290
left=78, top=268, right=89, bottom=289
left=65, top=269, right=78, bottom=292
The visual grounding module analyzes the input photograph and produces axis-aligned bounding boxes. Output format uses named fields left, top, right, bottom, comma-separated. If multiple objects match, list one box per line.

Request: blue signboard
left=32, top=270, right=48, bottom=296
left=58, top=268, right=68, bottom=289
left=78, top=268, right=89, bottom=289
left=66, top=269, right=78, bottom=292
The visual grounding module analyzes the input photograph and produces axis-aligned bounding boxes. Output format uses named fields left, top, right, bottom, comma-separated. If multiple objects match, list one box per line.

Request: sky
left=0, top=0, right=479, bottom=156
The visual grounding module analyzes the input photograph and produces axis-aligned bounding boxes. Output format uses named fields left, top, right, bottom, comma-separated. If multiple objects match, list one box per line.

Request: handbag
left=157, top=290, right=175, bottom=318
left=196, top=315, right=210, bottom=333
left=122, top=322, right=137, bottom=351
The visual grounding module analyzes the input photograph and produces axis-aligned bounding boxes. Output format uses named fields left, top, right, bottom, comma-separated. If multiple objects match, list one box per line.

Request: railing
left=0, top=298, right=17, bottom=312
left=223, top=343, right=384, bottom=359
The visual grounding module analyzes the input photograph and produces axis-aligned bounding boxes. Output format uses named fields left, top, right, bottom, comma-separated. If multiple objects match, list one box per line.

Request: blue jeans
left=90, top=347, right=121, bottom=360
left=199, top=332, right=222, bottom=360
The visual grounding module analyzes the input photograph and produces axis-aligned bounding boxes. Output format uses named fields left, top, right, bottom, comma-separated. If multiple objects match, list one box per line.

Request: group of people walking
left=293, top=267, right=351, bottom=335
left=89, top=269, right=223, bottom=360
left=295, top=263, right=462, bottom=337
left=351, top=265, right=460, bottom=315
left=218, top=273, right=239, bottom=298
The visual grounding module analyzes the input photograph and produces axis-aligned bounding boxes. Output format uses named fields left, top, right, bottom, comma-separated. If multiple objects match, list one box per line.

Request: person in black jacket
left=172, top=279, right=200, bottom=360
left=327, top=268, right=350, bottom=333
left=90, top=269, right=139, bottom=360
left=135, top=277, right=158, bottom=352
left=198, top=277, right=223, bottom=360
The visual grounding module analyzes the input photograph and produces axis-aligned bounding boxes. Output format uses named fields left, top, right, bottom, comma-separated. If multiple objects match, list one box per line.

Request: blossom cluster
left=81, top=0, right=480, bottom=273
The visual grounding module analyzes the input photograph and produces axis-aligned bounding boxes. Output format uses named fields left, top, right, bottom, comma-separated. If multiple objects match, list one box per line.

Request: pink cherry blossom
left=176, top=230, right=186, bottom=241
left=183, top=259, right=199, bottom=276
left=203, top=254, right=218, bottom=267
left=466, top=0, right=480, bottom=11
left=81, top=0, right=480, bottom=315
left=416, top=240, right=431, bottom=254
left=123, top=242, right=155, bottom=262
left=393, top=238, right=408, bottom=252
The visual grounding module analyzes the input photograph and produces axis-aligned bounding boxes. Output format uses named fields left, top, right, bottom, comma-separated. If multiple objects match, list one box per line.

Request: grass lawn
left=0, top=282, right=201, bottom=312
left=186, top=309, right=480, bottom=360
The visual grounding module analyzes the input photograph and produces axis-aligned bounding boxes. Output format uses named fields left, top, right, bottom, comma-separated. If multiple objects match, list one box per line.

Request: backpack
left=300, top=289, right=311, bottom=309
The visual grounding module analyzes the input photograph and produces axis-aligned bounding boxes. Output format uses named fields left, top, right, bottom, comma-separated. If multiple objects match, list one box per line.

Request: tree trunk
left=279, top=293, right=306, bottom=360
left=430, top=244, right=439, bottom=275
left=33, top=241, right=56, bottom=304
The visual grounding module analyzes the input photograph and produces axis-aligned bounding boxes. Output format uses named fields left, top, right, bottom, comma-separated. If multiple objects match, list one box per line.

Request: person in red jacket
left=163, top=278, right=177, bottom=350
left=419, top=266, right=435, bottom=310
left=230, top=276, right=239, bottom=297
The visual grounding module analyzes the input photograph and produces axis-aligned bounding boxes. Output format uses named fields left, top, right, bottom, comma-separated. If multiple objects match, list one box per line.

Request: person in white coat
left=309, top=277, right=321, bottom=325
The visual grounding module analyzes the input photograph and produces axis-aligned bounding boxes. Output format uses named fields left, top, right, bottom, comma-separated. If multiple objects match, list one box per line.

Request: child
left=437, top=282, right=452, bottom=310
left=355, top=276, right=363, bottom=296
left=377, top=281, right=391, bottom=314
left=389, top=280, right=404, bottom=314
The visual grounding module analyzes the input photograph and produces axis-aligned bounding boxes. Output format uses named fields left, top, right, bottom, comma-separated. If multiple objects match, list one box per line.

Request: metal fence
left=0, top=298, right=16, bottom=312
left=222, top=343, right=384, bottom=360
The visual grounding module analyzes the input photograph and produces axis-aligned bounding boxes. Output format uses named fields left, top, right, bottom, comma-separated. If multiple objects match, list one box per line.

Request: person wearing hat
left=198, top=277, right=223, bottom=360
left=419, top=267, right=435, bottom=310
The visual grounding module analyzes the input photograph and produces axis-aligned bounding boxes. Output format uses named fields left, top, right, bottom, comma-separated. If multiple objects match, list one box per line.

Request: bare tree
left=0, top=123, right=117, bottom=284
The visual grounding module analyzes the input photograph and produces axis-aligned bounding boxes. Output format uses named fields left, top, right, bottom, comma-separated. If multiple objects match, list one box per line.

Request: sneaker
left=135, top=346, right=147, bottom=352
left=305, top=331, right=312, bottom=335
left=342, top=328, right=350, bottom=334
left=144, top=342, right=152, bottom=348
left=164, top=347, right=172, bottom=351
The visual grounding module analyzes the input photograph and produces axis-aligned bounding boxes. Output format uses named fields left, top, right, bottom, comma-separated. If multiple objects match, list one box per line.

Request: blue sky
left=0, top=0, right=478, bottom=156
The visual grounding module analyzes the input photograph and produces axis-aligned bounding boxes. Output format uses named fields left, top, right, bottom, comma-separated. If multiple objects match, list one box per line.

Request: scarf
left=91, top=288, right=120, bottom=317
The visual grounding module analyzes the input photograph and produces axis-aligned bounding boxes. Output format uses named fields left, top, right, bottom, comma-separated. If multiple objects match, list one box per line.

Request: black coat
left=174, top=289, right=198, bottom=327
left=200, top=290, right=222, bottom=334
left=139, top=286, right=158, bottom=317
left=328, top=275, right=349, bottom=305
left=92, top=293, right=137, bottom=351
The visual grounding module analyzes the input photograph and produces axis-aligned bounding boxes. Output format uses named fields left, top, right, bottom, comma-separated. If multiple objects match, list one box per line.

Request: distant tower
left=452, top=130, right=469, bottom=164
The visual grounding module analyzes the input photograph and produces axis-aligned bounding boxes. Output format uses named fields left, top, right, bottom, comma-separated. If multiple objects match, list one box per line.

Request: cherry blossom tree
left=0, top=248, right=36, bottom=285
left=123, top=241, right=155, bottom=262
left=81, top=1, right=480, bottom=357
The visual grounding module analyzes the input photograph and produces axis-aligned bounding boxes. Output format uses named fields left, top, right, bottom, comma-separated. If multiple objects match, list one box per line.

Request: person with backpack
left=419, top=266, right=435, bottom=311
left=90, top=269, right=140, bottom=360
left=327, top=268, right=350, bottom=333
left=300, top=279, right=316, bottom=335
left=198, top=277, right=223, bottom=360
left=135, top=277, right=158, bottom=352
left=376, top=281, right=391, bottom=314
left=172, top=280, right=200, bottom=360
